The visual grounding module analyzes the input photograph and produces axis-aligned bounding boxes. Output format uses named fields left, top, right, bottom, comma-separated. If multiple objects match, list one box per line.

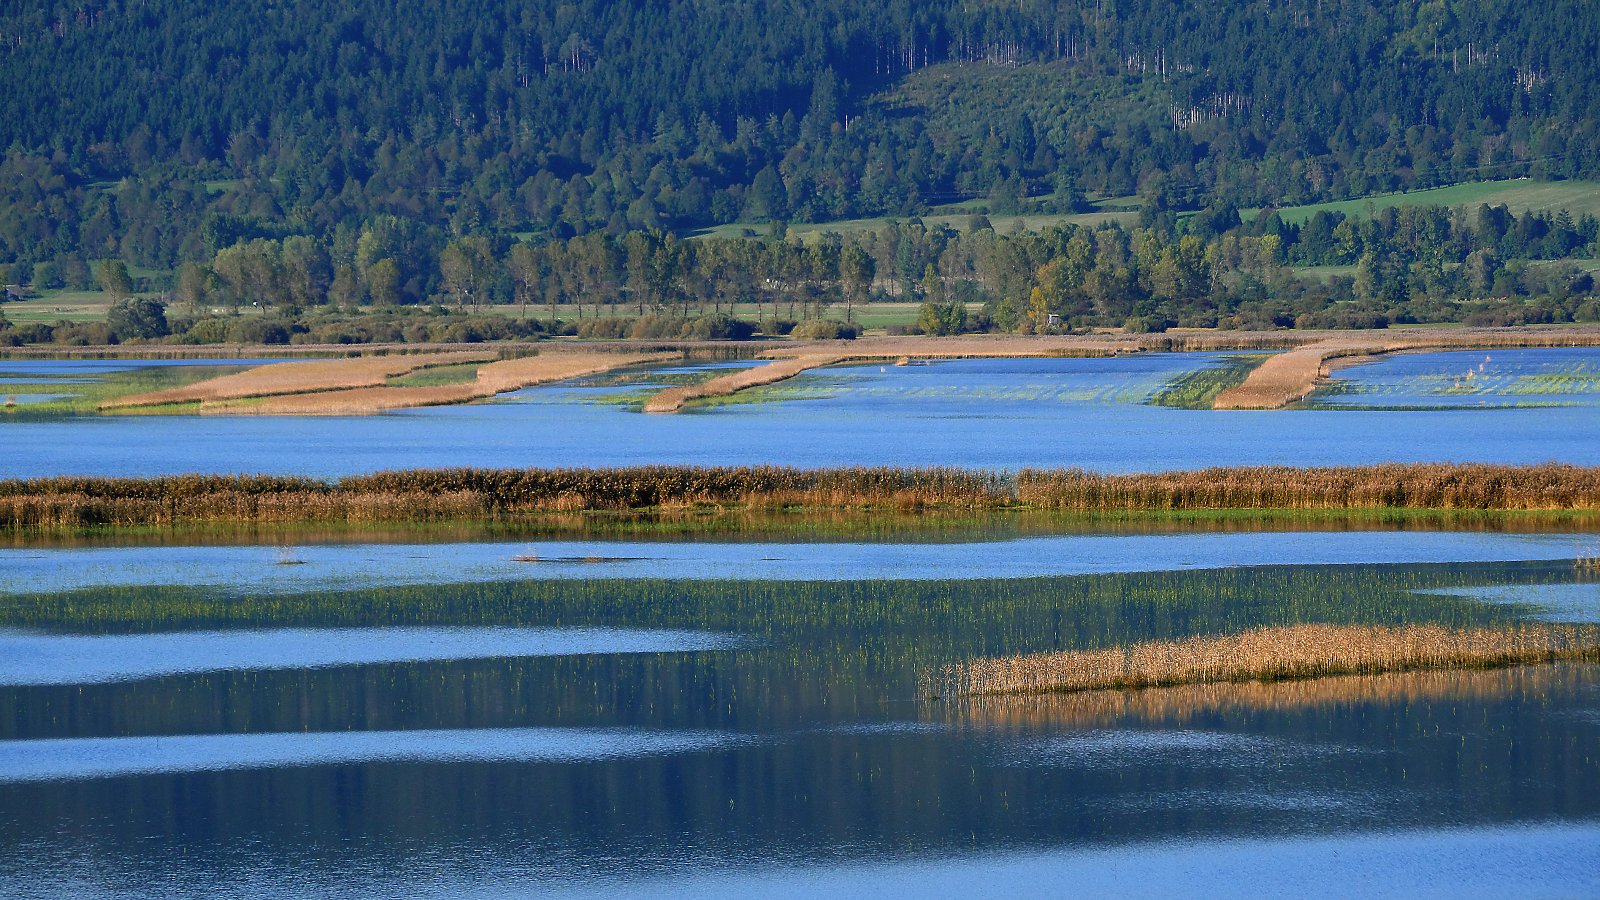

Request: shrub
left=679, top=314, right=756, bottom=340
left=576, top=318, right=632, bottom=339
left=790, top=319, right=860, bottom=340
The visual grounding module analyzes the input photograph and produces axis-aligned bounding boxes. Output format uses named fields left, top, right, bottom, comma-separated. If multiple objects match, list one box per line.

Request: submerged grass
left=7, top=463, right=1600, bottom=529
left=921, top=622, right=1600, bottom=698
left=1146, top=353, right=1271, bottom=409
left=0, top=364, right=251, bottom=417
left=643, top=354, right=847, bottom=413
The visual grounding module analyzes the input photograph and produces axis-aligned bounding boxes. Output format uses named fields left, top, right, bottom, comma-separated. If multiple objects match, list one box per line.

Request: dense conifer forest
left=1, top=0, right=1598, bottom=341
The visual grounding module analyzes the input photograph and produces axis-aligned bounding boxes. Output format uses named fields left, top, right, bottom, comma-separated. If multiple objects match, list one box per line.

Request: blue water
left=3, top=351, right=1600, bottom=476
left=5, top=349, right=1600, bottom=897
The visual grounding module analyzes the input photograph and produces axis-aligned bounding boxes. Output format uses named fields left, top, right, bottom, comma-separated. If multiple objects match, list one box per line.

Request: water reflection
left=0, top=727, right=753, bottom=782
left=0, top=561, right=1596, bottom=896
left=0, top=626, right=742, bottom=685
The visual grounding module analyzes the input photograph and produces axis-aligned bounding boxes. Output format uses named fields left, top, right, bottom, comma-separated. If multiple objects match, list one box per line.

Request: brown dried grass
left=920, top=623, right=1600, bottom=698
left=5, top=464, right=1600, bottom=529
left=1014, top=463, right=1600, bottom=510
left=103, top=351, right=498, bottom=409
left=204, top=351, right=679, bottom=415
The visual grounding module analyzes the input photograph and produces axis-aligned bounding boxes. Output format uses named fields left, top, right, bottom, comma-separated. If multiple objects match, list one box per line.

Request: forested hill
left=2, top=0, right=1599, bottom=268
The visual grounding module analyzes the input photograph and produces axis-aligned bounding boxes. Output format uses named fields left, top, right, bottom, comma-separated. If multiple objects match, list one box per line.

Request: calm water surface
left=5, top=349, right=1600, bottom=895
left=3, top=350, right=1600, bottom=475
left=0, top=555, right=1597, bottom=897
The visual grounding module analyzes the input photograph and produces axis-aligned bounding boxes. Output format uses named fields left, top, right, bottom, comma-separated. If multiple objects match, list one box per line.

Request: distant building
left=3, top=284, right=26, bottom=301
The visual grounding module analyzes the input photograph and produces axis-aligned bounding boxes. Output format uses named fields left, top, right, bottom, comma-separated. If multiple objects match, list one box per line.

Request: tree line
left=4, top=201, right=1597, bottom=346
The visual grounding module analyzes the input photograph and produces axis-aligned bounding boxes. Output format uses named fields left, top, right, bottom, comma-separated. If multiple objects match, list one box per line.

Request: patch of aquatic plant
left=921, top=622, right=1600, bottom=698
left=385, top=362, right=483, bottom=387
left=1145, top=354, right=1270, bottom=409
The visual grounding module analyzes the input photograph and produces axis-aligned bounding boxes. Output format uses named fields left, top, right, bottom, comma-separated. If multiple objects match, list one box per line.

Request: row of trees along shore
left=3, top=201, right=1599, bottom=346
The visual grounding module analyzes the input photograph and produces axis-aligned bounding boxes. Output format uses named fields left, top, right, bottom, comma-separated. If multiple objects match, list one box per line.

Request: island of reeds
left=7, top=463, right=1600, bottom=531
left=920, top=623, right=1600, bottom=699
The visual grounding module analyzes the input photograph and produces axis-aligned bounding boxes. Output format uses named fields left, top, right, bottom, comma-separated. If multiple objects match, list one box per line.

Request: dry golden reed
left=215, top=351, right=678, bottom=414
left=103, top=351, right=497, bottom=409
left=5, top=463, right=1600, bottom=529
left=920, top=623, right=1600, bottom=699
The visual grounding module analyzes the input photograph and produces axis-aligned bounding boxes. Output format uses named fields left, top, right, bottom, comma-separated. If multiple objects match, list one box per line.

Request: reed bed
left=0, top=466, right=1007, bottom=527
left=212, top=351, right=678, bottom=414
left=934, top=664, right=1559, bottom=731
left=919, top=623, right=1600, bottom=699
left=5, top=463, right=1600, bottom=528
left=102, top=351, right=497, bottom=409
left=1014, top=463, right=1600, bottom=510
left=643, top=354, right=847, bottom=413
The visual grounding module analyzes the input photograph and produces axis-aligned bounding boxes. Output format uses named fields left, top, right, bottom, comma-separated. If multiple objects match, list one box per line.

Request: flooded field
left=5, top=350, right=1600, bottom=476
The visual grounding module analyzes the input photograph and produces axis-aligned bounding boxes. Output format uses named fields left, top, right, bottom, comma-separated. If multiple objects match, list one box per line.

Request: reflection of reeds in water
left=931, top=664, right=1577, bottom=731
left=919, top=623, right=1600, bottom=698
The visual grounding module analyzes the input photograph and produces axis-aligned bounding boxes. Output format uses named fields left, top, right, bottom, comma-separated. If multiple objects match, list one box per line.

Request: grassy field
left=1, top=291, right=118, bottom=324
left=1260, top=179, right=1600, bottom=225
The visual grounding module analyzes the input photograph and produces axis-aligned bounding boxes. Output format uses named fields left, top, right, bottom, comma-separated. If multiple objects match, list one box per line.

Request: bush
left=629, top=313, right=687, bottom=339
left=680, top=314, right=755, bottom=340
left=760, top=318, right=795, bottom=336
left=576, top=318, right=632, bottom=339
left=790, top=318, right=861, bottom=340
left=232, top=318, right=291, bottom=344
left=1123, top=314, right=1173, bottom=334
left=51, top=322, right=117, bottom=345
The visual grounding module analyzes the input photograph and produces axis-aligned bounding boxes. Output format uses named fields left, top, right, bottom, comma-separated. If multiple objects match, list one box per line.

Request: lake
left=3, top=349, right=1600, bottom=476
left=0, top=546, right=1597, bottom=897
left=3, top=347, right=1599, bottom=896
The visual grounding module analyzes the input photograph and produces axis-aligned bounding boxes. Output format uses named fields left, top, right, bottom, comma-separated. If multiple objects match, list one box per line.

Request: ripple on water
left=994, top=729, right=1358, bottom=770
